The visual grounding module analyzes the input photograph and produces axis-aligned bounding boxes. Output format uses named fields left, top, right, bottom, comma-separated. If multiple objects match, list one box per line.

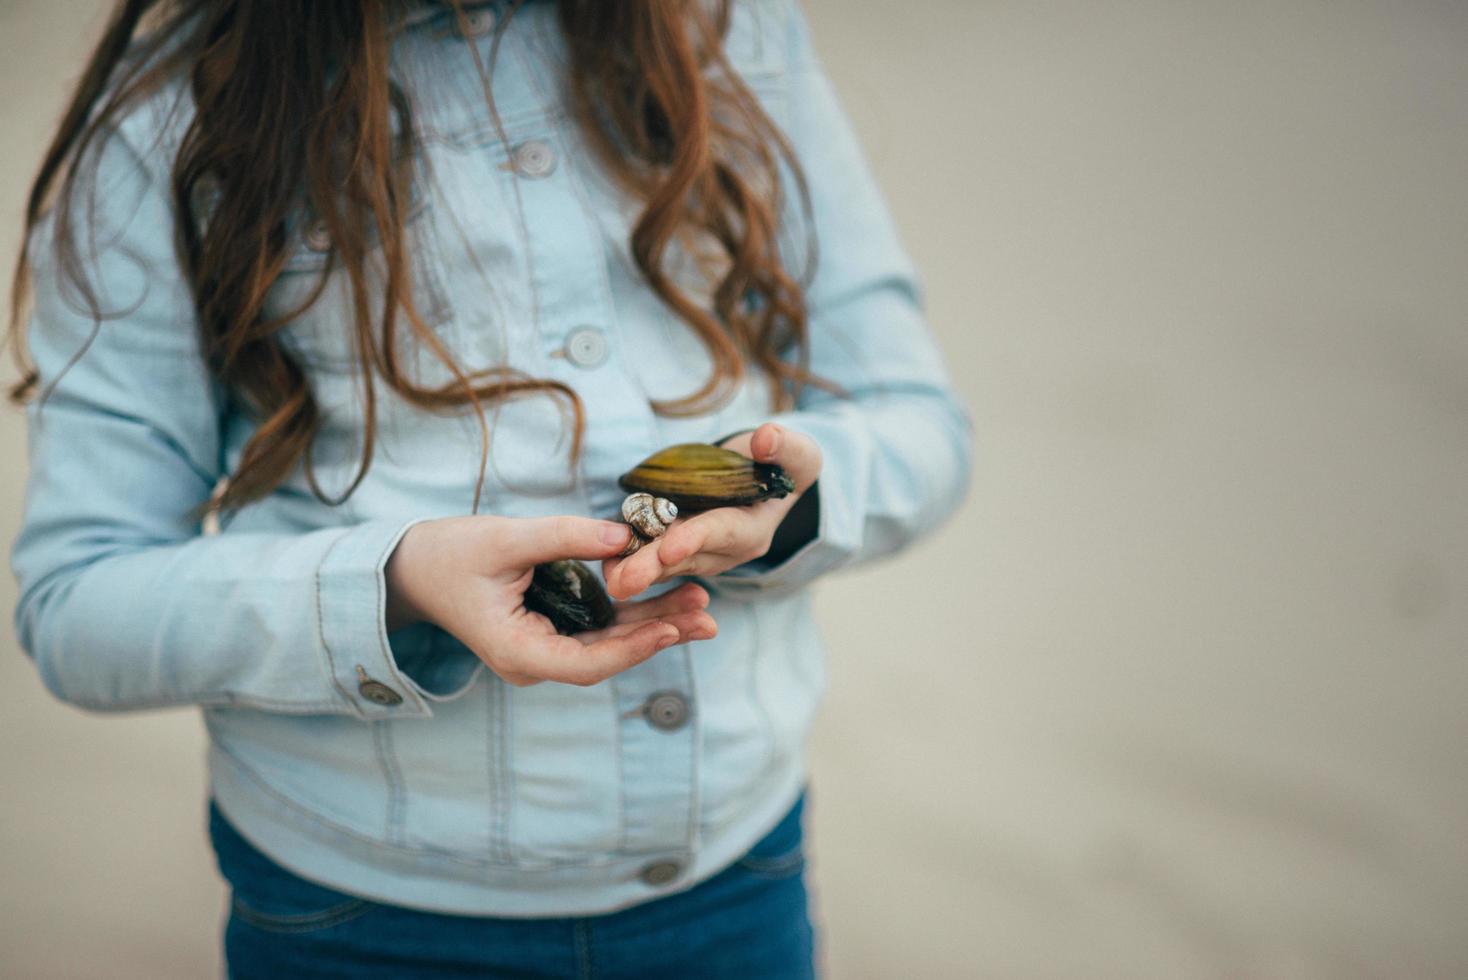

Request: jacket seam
left=682, top=645, right=701, bottom=854
left=215, top=731, right=645, bottom=870
left=747, top=602, right=779, bottom=775
left=372, top=721, right=407, bottom=845
left=62, top=690, right=342, bottom=714
left=574, top=920, right=594, bottom=980
left=314, top=531, right=362, bottom=716
left=611, top=676, right=628, bottom=853
left=490, top=679, right=513, bottom=863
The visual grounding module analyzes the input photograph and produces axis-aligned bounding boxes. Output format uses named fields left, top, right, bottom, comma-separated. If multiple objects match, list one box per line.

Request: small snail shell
left=618, top=492, right=678, bottom=556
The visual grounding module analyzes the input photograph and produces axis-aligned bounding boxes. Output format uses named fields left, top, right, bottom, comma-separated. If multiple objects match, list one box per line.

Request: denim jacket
left=11, top=0, right=971, bottom=916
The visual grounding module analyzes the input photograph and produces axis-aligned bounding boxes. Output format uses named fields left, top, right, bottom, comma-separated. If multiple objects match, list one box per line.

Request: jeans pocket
left=735, top=846, right=806, bottom=880
left=734, top=793, right=807, bottom=880
left=210, top=801, right=375, bottom=935
left=230, top=894, right=373, bottom=935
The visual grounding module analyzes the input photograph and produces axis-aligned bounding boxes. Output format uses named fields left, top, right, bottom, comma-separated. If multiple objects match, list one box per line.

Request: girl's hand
left=385, top=516, right=717, bottom=687
left=603, top=422, right=823, bottom=600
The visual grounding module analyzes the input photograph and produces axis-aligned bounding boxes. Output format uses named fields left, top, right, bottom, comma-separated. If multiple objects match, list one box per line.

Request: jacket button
left=643, top=692, right=689, bottom=732
left=356, top=666, right=403, bottom=706
left=563, top=327, right=608, bottom=368
left=305, top=220, right=332, bottom=252
left=511, top=140, right=557, bottom=179
left=459, top=8, right=495, bottom=37
left=639, top=860, right=682, bottom=886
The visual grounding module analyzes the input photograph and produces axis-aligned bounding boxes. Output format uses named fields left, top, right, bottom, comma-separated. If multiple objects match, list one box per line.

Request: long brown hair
left=7, top=0, right=822, bottom=513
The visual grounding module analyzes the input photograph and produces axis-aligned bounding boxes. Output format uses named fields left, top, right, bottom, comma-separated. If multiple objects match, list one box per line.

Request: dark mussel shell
left=524, top=560, right=615, bottom=636
left=618, top=443, right=796, bottom=512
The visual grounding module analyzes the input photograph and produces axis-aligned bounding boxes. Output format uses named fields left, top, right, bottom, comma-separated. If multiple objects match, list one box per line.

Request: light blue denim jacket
left=11, top=0, right=971, bottom=916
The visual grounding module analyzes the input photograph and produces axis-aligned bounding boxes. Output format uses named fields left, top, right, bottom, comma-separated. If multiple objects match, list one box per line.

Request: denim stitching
left=403, top=194, right=453, bottom=329
left=213, top=731, right=805, bottom=872
left=681, top=645, right=701, bottom=853
left=372, top=721, right=406, bottom=845
left=747, top=601, right=778, bottom=773
left=214, top=736, right=523, bottom=868
left=68, top=691, right=342, bottom=714
left=490, top=680, right=512, bottom=863
left=231, top=896, right=372, bottom=934
left=369, top=525, right=428, bottom=715
left=573, top=921, right=594, bottom=980
left=736, top=849, right=806, bottom=880
left=515, top=6, right=561, bottom=108
left=314, top=531, right=363, bottom=717
left=484, top=681, right=496, bottom=864
left=415, top=107, right=570, bottom=151
left=503, top=681, right=518, bottom=861
left=609, top=675, right=628, bottom=853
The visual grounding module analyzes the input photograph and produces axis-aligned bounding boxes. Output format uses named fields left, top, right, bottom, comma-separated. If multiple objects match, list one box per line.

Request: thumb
left=493, top=516, right=633, bottom=571
left=750, top=422, right=822, bottom=492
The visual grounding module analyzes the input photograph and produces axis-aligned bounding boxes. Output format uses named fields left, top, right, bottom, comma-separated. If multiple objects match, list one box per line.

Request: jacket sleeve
left=711, top=1, right=975, bottom=597
left=9, top=122, right=446, bottom=719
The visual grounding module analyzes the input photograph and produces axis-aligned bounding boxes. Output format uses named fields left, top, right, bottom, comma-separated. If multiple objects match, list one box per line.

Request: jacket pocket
left=503, top=681, right=626, bottom=865
left=265, top=176, right=455, bottom=378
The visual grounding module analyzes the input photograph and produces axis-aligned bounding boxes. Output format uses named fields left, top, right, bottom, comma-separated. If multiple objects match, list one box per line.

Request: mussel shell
left=524, top=560, right=615, bottom=636
left=618, top=443, right=796, bottom=511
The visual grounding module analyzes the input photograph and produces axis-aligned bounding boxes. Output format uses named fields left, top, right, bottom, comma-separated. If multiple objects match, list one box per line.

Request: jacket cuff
left=708, top=412, right=863, bottom=596
left=316, top=518, right=444, bottom=719
left=387, top=624, right=484, bottom=702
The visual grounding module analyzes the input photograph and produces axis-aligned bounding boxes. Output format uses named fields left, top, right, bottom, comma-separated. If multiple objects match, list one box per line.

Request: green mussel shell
left=618, top=443, right=796, bottom=512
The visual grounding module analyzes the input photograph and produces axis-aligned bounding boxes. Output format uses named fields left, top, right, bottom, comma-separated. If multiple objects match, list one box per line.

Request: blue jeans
left=209, top=794, right=816, bottom=978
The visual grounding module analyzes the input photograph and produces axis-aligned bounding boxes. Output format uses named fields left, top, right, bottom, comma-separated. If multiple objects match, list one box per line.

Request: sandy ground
left=2, top=1, right=1466, bottom=977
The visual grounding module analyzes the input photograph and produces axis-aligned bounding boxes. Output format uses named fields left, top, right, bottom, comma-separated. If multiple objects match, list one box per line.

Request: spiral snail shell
left=618, top=492, right=679, bottom=556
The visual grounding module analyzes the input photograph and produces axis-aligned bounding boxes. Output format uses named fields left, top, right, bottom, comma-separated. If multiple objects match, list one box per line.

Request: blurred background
left=3, top=1, right=1466, bottom=977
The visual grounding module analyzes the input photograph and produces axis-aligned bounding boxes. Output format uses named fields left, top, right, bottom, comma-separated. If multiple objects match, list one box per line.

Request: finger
left=658, top=509, right=781, bottom=583
left=750, top=422, right=822, bottom=491
left=496, top=516, right=634, bottom=570
left=657, top=512, right=744, bottom=567
left=601, top=553, right=624, bottom=584
left=610, top=582, right=709, bottom=625
left=750, top=421, right=782, bottom=462
left=608, top=535, right=699, bottom=598
left=580, top=609, right=717, bottom=646
left=604, top=541, right=672, bottom=600
left=656, top=518, right=709, bottom=568
left=651, top=551, right=744, bottom=585
left=495, top=667, right=544, bottom=688
left=611, top=511, right=761, bottom=595
left=510, top=622, right=680, bottom=687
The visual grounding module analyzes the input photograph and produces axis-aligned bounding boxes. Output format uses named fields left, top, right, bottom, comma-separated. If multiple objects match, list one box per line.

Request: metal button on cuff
left=355, top=665, right=403, bottom=706
left=639, top=860, right=683, bottom=887
left=643, top=691, right=690, bottom=732
left=562, top=327, right=608, bottom=369
left=510, top=140, right=557, bottom=179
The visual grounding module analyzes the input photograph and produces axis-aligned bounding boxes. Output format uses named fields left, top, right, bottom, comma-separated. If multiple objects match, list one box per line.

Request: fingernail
left=655, top=630, right=680, bottom=651
left=601, top=523, right=631, bottom=547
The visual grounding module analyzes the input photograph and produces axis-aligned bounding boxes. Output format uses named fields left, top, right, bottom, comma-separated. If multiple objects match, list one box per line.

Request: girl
left=8, top=0, right=971, bottom=975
